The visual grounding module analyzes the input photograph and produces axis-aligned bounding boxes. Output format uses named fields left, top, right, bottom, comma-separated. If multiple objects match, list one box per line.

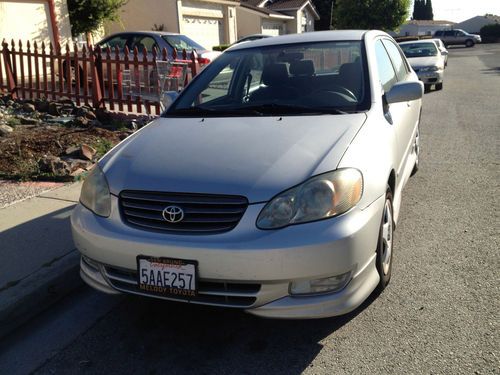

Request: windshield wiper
left=167, top=105, right=263, bottom=117
left=238, top=103, right=348, bottom=115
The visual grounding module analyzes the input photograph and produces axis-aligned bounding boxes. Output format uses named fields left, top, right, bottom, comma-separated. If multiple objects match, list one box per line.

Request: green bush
left=480, top=23, right=500, bottom=43
left=212, top=44, right=230, bottom=52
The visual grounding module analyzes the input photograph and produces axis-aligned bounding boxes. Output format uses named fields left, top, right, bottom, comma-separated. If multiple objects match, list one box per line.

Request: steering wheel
left=312, top=85, right=357, bottom=102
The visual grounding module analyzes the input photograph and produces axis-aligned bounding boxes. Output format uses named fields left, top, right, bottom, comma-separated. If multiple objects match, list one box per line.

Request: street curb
left=0, top=250, right=82, bottom=340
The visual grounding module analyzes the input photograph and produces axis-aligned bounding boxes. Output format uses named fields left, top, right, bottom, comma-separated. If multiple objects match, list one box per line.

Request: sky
left=411, top=0, right=500, bottom=23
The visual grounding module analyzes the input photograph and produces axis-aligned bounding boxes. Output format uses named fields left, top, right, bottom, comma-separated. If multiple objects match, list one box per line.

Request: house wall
left=0, top=0, right=72, bottom=46
left=235, top=8, right=261, bottom=38
left=396, top=23, right=454, bottom=37
left=105, top=0, right=180, bottom=36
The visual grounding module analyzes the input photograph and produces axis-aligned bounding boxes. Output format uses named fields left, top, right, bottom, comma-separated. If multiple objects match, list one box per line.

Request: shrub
left=480, top=23, right=500, bottom=43
left=212, top=45, right=230, bottom=52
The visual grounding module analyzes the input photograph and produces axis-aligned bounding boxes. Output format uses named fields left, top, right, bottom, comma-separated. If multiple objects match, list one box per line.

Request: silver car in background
left=72, top=30, right=423, bottom=319
left=399, top=40, right=446, bottom=91
left=431, top=38, right=449, bottom=67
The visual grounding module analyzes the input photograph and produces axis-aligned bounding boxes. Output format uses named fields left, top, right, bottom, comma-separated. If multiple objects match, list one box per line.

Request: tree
left=67, top=0, right=127, bottom=44
left=332, top=0, right=411, bottom=30
left=412, top=0, right=424, bottom=20
left=312, top=0, right=336, bottom=30
left=424, top=0, right=433, bottom=20
left=413, top=0, right=433, bottom=20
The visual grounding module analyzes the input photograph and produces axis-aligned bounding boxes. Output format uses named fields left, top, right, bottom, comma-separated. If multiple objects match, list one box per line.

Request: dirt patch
left=0, top=125, right=122, bottom=180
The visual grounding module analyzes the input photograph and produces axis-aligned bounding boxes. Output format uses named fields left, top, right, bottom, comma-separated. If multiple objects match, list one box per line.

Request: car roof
left=228, top=30, right=378, bottom=51
left=399, top=39, right=436, bottom=45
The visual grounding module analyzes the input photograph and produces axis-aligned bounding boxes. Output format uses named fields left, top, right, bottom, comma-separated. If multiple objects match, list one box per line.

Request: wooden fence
left=0, top=39, right=201, bottom=115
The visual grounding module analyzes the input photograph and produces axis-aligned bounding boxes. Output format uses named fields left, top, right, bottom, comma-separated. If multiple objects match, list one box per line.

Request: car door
left=374, top=39, right=416, bottom=185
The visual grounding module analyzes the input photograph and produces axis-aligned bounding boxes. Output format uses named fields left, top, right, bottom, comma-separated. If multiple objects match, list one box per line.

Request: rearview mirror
left=386, top=81, right=423, bottom=104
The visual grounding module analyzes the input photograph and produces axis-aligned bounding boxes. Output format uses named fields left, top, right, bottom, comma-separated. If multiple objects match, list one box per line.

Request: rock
left=34, top=99, right=50, bottom=113
left=22, top=103, right=36, bottom=113
left=85, top=111, right=97, bottom=120
left=80, top=144, right=96, bottom=161
left=72, top=106, right=89, bottom=117
left=48, top=102, right=62, bottom=116
left=72, top=116, right=90, bottom=127
left=63, top=158, right=93, bottom=171
left=38, top=155, right=71, bottom=176
left=0, top=98, right=5, bottom=106
left=6, top=100, right=14, bottom=107
left=90, top=119, right=102, bottom=128
left=65, top=146, right=80, bottom=156
left=95, top=108, right=112, bottom=123
left=0, top=124, right=13, bottom=136
left=18, top=116, right=40, bottom=125
left=127, top=120, right=138, bottom=131
left=70, top=168, right=86, bottom=177
left=58, top=97, right=74, bottom=106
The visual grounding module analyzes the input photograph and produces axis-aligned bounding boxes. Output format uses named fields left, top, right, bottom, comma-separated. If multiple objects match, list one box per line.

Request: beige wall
left=235, top=8, right=262, bottom=38
left=105, top=0, right=180, bottom=36
left=0, top=0, right=72, bottom=47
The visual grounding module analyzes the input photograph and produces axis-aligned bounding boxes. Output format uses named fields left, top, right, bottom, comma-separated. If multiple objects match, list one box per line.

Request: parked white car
left=72, top=30, right=423, bottom=319
left=431, top=38, right=449, bottom=67
left=399, top=40, right=446, bottom=91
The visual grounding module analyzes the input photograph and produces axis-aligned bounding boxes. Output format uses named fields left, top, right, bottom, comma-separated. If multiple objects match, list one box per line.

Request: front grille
left=119, top=191, right=248, bottom=235
left=103, top=265, right=260, bottom=308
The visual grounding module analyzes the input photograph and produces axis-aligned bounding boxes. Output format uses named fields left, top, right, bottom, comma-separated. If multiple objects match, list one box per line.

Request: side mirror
left=441, top=50, right=449, bottom=56
left=386, top=81, right=423, bottom=104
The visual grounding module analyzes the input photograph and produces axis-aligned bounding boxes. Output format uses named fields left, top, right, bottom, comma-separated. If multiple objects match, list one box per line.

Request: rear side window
left=444, top=30, right=454, bottom=37
left=375, top=40, right=397, bottom=93
left=382, top=40, right=409, bottom=81
left=435, top=31, right=443, bottom=36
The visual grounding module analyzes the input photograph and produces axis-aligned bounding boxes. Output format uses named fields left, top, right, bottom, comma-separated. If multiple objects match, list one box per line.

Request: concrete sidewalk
left=0, top=182, right=84, bottom=339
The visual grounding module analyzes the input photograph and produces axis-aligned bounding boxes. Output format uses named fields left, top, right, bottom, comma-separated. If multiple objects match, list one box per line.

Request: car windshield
left=166, top=41, right=369, bottom=117
left=162, top=35, right=206, bottom=52
left=400, top=42, right=438, bottom=58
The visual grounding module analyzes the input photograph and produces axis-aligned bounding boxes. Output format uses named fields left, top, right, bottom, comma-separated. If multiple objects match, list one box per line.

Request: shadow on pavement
left=44, top=286, right=382, bottom=374
left=480, top=67, right=500, bottom=75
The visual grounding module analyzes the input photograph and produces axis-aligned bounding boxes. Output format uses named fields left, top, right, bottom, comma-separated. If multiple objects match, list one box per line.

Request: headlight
left=79, top=165, right=111, bottom=217
left=420, top=66, right=439, bottom=72
left=257, top=169, right=363, bottom=229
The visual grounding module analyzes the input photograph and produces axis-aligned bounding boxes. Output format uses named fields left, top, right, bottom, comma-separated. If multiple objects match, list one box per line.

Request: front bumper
left=72, top=193, right=385, bottom=319
left=417, top=70, right=444, bottom=84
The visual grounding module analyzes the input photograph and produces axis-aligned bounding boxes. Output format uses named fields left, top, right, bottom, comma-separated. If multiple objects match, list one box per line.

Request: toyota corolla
left=71, top=30, right=423, bottom=319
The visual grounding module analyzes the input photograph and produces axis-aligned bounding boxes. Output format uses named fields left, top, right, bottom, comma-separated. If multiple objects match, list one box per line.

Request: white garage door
left=262, top=21, right=284, bottom=36
left=183, top=17, right=224, bottom=50
left=0, top=1, right=52, bottom=45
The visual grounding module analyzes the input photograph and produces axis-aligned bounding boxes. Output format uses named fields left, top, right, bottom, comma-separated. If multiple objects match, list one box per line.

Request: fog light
left=290, top=272, right=351, bottom=295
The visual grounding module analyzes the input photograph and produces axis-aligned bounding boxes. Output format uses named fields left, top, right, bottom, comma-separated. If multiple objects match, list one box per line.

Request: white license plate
left=137, top=256, right=197, bottom=297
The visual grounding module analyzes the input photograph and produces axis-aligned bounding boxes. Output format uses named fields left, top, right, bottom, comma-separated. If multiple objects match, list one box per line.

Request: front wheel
left=465, top=39, right=474, bottom=47
left=376, top=188, right=394, bottom=292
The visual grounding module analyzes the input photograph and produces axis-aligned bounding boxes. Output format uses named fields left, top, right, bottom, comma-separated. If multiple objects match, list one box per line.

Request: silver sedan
left=399, top=40, right=446, bottom=91
left=72, top=30, right=423, bottom=319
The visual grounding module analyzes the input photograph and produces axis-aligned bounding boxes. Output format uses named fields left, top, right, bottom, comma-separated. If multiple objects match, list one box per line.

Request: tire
left=375, top=187, right=394, bottom=292
left=435, top=82, right=443, bottom=91
left=465, top=39, right=474, bottom=48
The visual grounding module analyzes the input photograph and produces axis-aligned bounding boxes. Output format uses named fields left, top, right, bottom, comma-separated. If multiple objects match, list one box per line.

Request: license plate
left=137, top=256, right=197, bottom=297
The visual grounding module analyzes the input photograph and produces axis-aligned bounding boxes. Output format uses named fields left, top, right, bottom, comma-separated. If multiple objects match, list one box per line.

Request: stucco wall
left=235, top=8, right=261, bottom=39
left=105, top=0, right=180, bottom=36
left=0, top=0, right=72, bottom=46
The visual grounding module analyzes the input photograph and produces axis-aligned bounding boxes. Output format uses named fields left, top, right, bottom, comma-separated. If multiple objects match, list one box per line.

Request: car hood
left=408, top=56, right=442, bottom=69
left=102, top=114, right=367, bottom=202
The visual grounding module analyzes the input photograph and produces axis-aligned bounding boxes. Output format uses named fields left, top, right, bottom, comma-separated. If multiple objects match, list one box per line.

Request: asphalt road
left=1, top=44, right=499, bottom=375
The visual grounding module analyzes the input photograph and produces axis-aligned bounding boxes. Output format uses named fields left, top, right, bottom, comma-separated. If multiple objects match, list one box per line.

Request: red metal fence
left=0, top=39, right=201, bottom=115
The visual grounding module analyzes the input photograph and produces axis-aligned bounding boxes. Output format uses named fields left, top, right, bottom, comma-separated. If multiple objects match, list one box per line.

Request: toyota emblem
left=162, top=206, right=184, bottom=223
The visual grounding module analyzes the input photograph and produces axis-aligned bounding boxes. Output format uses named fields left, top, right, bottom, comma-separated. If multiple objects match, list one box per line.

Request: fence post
left=91, top=46, right=103, bottom=108
left=2, top=40, right=17, bottom=99
left=190, top=50, right=198, bottom=84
